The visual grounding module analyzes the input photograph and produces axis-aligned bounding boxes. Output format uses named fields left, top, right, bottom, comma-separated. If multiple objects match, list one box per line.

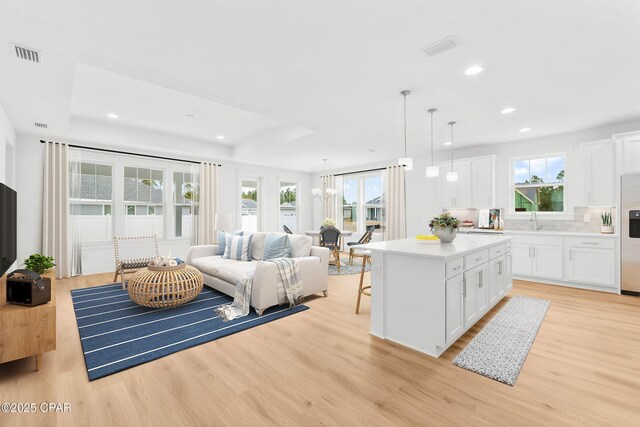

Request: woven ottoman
left=128, top=264, right=203, bottom=308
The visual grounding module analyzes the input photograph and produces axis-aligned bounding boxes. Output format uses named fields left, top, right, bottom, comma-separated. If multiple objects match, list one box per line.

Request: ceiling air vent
left=12, top=44, right=40, bottom=63
left=420, top=36, right=459, bottom=58
left=34, top=122, right=48, bottom=129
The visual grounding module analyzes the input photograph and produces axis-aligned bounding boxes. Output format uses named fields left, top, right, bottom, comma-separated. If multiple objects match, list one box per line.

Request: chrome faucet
left=530, top=212, right=542, bottom=231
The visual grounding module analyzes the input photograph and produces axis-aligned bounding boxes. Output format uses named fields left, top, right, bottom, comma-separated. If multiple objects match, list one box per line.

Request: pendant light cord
left=403, top=92, right=408, bottom=157
left=448, top=121, right=456, bottom=171
left=428, top=109, right=436, bottom=166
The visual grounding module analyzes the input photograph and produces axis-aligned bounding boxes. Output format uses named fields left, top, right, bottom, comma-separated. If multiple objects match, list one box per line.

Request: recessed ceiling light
left=443, top=141, right=452, bottom=146
left=501, top=107, right=516, bottom=114
left=106, top=113, right=118, bottom=119
left=464, top=65, right=484, bottom=76
left=217, top=135, right=225, bottom=140
left=519, top=127, right=531, bottom=133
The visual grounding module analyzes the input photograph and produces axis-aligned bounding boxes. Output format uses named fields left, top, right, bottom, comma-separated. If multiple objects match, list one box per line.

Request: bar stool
left=356, top=250, right=372, bottom=314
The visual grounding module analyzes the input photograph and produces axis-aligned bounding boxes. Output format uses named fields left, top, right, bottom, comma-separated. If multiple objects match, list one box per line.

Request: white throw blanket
left=215, top=258, right=303, bottom=321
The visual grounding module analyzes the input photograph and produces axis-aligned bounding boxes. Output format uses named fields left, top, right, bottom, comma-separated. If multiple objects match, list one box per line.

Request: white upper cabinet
left=622, top=136, right=640, bottom=174
left=576, top=140, right=615, bottom=206
left=471, top=156, right=495, bottom=208
left=440, top=156, right=495, bottom=209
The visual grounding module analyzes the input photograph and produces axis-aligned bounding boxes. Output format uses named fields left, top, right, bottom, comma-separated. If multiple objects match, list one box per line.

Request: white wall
left=15, top=133, right=313, bottom=275
left=314, top=119, right=640, bottom=238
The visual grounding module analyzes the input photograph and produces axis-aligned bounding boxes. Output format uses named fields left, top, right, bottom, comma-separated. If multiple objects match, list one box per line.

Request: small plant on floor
left=23, top=254, right=56, bottom=274
left=601, top=211, right=612, bottom=227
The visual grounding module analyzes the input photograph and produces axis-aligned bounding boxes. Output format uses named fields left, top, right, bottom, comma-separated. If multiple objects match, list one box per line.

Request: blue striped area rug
left=71, top=283, right=309, bottom=381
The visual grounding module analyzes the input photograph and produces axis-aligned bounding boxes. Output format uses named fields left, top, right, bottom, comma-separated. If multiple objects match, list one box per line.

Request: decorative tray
left=416, top=238, right=441, bottom=245
left=147, top=263, right=186, bottom=271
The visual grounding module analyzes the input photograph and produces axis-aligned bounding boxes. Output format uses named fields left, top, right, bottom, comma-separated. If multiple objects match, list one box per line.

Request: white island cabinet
left=361, top=234, right=513, bottom=358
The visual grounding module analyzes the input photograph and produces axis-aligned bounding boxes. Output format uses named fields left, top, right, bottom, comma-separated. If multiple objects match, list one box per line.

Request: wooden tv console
left=0, top=271, right=56, bottom=370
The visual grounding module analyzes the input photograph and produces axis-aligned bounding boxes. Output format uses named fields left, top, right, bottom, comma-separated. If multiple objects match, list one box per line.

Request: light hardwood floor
left=1, top=270, right=640, bottom=426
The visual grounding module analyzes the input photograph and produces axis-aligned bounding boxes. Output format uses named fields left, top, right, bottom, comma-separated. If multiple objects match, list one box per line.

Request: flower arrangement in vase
left=600, top=211, right=614, bottom=234
left=429, top=213, right=461, bottom=243
left=321, top=218, right=337, bottom=229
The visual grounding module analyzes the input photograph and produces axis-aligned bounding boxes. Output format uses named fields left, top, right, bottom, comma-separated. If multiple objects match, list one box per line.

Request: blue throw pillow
left=216, top=230, right=243, bottom=255
left=262, top=234, right=291, bottom=260
left=222, top=234, right=253, bottom=261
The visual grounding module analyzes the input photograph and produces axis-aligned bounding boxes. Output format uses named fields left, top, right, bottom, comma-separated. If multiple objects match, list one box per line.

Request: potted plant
left=429, top=213, right=460, bottom=243
left=23, top=254, right=56, bottom=275
left=601, top=211, right=614, bottom=234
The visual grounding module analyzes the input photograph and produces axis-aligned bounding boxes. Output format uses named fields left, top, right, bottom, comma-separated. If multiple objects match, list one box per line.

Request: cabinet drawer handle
left=495, top=250, right=502, bottom=254
left=582, top=242, right=599, bottom=245
left=452, top=266, right=461, bottom=271
left=475, top=257, right=483, bottom=261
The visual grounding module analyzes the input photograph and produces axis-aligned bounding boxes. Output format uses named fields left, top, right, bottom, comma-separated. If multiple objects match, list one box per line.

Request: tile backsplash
left=445, top=207, right=617, bottom=233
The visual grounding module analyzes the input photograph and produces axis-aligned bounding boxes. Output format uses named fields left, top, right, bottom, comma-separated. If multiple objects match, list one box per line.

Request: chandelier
left=312, top=159, right=338, bottom=200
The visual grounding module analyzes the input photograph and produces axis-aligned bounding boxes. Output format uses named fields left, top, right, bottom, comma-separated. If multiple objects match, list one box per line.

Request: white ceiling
left=1, top=0, right=639, bottom=171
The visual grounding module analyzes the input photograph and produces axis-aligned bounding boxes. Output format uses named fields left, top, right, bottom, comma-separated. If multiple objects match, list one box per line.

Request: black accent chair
left=283, top=225, right=293, bottom=234
left=347, top=226, right=375, bottom=265
left=319, top=226, right=342, bottom=272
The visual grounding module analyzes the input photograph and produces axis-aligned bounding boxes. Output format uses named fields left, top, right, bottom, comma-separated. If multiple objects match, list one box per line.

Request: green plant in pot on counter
left=23, top=254, right=56, bottom=274
left=429, top=213, right=461, bottom=243
left=600, top=211, right=614, bottom=234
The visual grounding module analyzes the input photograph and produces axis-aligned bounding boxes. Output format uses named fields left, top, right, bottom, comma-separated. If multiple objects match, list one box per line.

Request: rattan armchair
left=113, top=235, right=160, bottom=289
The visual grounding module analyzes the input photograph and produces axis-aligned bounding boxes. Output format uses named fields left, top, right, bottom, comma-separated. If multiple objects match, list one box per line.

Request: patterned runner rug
left=452, top=295, right=550, bottom=386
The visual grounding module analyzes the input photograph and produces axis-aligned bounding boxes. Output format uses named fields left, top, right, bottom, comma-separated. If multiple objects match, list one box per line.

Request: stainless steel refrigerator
left=622, top=174, right=640, bottom=295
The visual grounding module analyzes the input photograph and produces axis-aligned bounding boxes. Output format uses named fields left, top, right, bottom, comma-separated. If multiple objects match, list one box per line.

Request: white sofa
left=186, top=232, right=330, bottom=315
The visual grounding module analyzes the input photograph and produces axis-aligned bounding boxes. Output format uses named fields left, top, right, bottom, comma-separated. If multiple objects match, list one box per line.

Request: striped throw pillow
left=223, top=234, right=253, bottom=261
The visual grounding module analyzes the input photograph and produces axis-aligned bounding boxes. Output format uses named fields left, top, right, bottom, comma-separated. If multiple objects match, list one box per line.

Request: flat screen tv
left=0, top=183, right=17, bottom=276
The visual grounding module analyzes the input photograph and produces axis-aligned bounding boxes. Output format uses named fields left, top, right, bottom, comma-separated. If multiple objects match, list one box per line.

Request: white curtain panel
left=68, top=148, right=83, bottom=276
left=196, top=162, right=219, bottom=245
left=384, top=165, right=406, bottom=241
left=42, top=142, right=71, bottom=279
left=322, top=174, right=337, bottom=221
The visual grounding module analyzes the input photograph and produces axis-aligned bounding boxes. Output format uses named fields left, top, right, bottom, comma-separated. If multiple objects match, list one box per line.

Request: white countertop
left=457, top=228, right=618, bottom=238
left=359, top=234, right=512, bottom=260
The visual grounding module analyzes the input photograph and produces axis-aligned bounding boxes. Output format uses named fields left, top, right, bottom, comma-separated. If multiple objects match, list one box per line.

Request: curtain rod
left=328, top=166, right=390, bottom=177
left=40, top=140, right=221, bottom=166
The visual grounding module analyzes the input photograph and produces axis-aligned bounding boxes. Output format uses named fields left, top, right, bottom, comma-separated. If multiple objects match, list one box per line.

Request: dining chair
left=348, top=226, right=375, bottom=265
left=319, top=226, right=342, bottom=272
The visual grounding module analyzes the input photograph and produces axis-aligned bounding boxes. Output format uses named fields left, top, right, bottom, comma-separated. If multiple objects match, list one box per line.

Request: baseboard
left=514, top=275, right=619, bottom=294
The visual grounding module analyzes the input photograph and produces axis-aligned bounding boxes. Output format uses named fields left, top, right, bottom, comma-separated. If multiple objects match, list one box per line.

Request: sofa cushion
left=262, top=234, right=291, bottom=260
left=216, top=230, right=243, bottom=255
left=223, top=234, right=253, bottom=261
left=214, top=261, right=259, bottom=285
left=249, top=232, right=267, bottom=261
left=289, top=235, right=313, bottom=258
left=190, top=256, right=257, bottom=284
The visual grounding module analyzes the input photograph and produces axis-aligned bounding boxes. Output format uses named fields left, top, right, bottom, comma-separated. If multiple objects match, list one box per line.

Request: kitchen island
left=361, top=234, right=513, bottom=358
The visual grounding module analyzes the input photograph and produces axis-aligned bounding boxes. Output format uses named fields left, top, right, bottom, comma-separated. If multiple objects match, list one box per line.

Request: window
left=341, top=173, right=385, bottom=234
left=241, top=179, right=259, bottom=233
left=279, top=181, right=297, bottom=232
left=124, top=167, right=164, bottom=237
left=174, top=172, right=196, bottom=238
left=69, top=162, right=113, bottom=243
left=512, top=155, right=565, bottom=213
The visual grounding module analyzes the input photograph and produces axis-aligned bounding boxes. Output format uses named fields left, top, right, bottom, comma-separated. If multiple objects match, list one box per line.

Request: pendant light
left=425, top=108, right=439, bottom=178
left=397, top=90, right=413, bottom=171
left=446, top=121, right=458, bottom=182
